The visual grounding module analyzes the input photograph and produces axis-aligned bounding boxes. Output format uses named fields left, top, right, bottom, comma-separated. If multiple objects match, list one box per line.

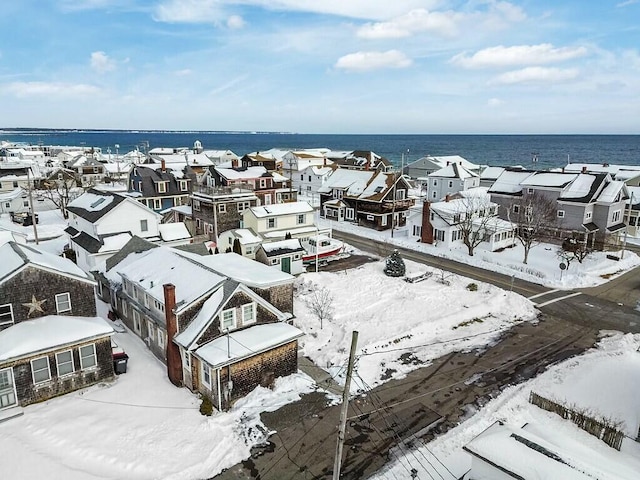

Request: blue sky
left=0, top=1, right=638, bottom=134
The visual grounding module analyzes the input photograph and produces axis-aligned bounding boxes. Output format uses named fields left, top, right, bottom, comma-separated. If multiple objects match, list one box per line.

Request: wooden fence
left=529, top=391, right=624, bottom=451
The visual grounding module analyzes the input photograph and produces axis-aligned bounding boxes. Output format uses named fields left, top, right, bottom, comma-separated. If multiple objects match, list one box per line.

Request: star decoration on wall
left=22, top=295, right=47, bottom=317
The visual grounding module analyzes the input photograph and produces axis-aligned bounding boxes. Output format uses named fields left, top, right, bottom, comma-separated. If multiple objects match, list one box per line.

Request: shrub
left=199, top=395, right=213, bottom=416
left=466, top=283, right=478, bottom=291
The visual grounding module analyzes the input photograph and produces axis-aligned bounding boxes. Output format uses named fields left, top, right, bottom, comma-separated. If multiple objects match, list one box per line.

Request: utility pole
left=333, top=330, right=359, bottom=480
left=26, top=167, right=39, bottom=245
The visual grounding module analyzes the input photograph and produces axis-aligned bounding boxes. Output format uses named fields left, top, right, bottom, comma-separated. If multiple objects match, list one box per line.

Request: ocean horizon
left=1, top=128, right=638, bottom=171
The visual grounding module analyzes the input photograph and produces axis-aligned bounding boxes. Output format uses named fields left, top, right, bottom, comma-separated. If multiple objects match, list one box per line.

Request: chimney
left=323, top=156, right=327, bottom=167
left=232, top=158, right=238, bottom=169
left=161, top=158, right=166, bottom=172
left=445, top=194, right=451, bottom=202
left=421, top=201, right=434, bottom=244
left=581, top=166, right=587, bottom=174
left=164, top=283, right=183, bottom=387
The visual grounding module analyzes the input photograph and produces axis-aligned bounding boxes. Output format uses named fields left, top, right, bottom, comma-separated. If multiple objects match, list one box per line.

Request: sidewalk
left=297, top=355, right=343, bottom=397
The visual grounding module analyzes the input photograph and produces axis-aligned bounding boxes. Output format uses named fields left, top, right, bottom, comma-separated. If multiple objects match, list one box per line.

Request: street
left=215, top=232, right=639, bottom=480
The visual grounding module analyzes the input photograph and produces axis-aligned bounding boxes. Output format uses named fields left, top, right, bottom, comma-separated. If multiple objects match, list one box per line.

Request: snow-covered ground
left=1, top=206, right=639, bottom=479
left=321, top=217, right=640, bottom=289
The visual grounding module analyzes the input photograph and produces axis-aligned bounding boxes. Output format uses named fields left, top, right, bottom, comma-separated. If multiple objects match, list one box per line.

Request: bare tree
left=508, top=191, right=558, bottom=264
left=306, top=286, right=334, bottom=330
left=437, top=195, right=499, bottom=256
left=40, top=172, right=83, bottom=220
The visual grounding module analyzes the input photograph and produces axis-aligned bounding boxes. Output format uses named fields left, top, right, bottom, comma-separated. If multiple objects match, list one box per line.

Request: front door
left=281, top=256, right=291, bottom=274
left=0, top=368, right=17, bottom=409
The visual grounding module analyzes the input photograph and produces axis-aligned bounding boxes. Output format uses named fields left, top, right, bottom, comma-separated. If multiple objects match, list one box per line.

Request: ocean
left=1, top=129, right=638, bottom=171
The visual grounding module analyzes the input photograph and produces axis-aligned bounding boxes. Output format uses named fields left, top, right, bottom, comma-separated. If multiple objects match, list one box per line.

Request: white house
left=255, top=239, right=306, bottom=275
left=66, top=189, right=164, bottom=272
left=0, top=188, right=29, bottom=214
left=216, top=228, right=263, bottom=258
left=241, top=201, right=319, bottom=241
left=426, top=162, right=480, bottom=201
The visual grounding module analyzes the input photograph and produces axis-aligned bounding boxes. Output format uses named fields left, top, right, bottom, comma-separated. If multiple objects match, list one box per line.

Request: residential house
left=408, top=192, right=516, bottom=252
left=128, top=161, right=194, bottom=212
left=319, top=169, right=414, bottom=230
left=489, top=170, right=629, bottom=249
left=203, top=149, right=240, bottom=166
left=426, top=162, right=480, bottom=201
left=0, top=162, right=41, bottom=192
left=404, top=155, right=480, bottom=180
left=328, top=150, right=392, bottom=172
left=0, top=188, right=29, bottom=215
left=216, top=228, right=262, bottom=259
left=212, top=165, right=284, bottom=206
left=241, top=201, right=319, bottom=243
left=191, top=184, right=259, bottom=241
left=65, top=188, right=164, bottom=272
left=240, top=152, right=279, bottom=171
left=0, top=241, right=114, bottom=409
left=103, top=241, right=301, bottom=411
left=64, top=155, right=106, bottom=187
left=255, top=239, right=306, bottom=275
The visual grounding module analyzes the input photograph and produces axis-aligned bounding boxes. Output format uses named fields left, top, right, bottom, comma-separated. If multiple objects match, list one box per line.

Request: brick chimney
left=164, top=283, right=183, bottom=387
left=161, top=158, right=166, bottom=172
left=445, top=194, right=451, bottom=202
left=581, top=166, right=587, bottom=174
left=421, top=201, right=434, bottom=244
left=232, top=158, right=238, bottom=169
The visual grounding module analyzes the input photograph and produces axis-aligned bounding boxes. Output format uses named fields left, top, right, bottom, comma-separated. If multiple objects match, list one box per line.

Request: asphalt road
left=214, top=232, right=639, bottom=480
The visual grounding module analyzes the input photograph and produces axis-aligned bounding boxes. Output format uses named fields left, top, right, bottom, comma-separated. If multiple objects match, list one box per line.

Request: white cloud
left=491, top=67, right=579, bottom=85
left=334, top=50, right=412, bottom=72
left=3, top=81, right=101, bottom=97
left=451, top=44, right=588, bottom=69
left=153, top=0, right=225, bottom=23
left=357, top=2, right=525, bottom=39
left=90, top=51, right=116, bottom=73
left=487, top=98, right=504, bottom=107
left=616, top=0, right=638, bottom=7
left=357, top=9, right=462, bottom=39
left=174, top=69, right=192, bottom=76
left=227, top=14, right=245, bottom=29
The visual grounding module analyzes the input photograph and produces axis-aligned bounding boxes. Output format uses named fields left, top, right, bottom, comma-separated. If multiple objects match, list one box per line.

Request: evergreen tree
left=384, top=249, right=406, bottom=277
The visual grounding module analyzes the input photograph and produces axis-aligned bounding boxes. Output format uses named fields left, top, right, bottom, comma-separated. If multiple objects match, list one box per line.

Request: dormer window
left=157, top=181, right=168, bottom=193
left=179, top=180, right=189, bottom=192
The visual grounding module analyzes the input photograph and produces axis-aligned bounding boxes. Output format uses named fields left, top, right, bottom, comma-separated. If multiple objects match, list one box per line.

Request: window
left=297, top=214, right=305, bottom=225
left=0, top=304, right=13, bottom=326
left=157, top=182, right=167, bottom=193
left=237, top=201, right=249, bottom=212
left=395, top=189, right=406, bottom=200
left=179, top=180, right=189, bottom=191
left=432, top=191, right=437, bottom=199
left=182, top=350, right=191, bottom=369
left=271, top=258, right=279, bottom=265
left=202, top=363, right=211, bottom=387
left=242, top=303, right=256, bottom=325
left=153, top=198, right=162, bottom=210
left=56, top=350, right=74, bottom=376
left=31, top=357, right=51, bottom=384
left=346, top=208, right=355, bottom=221
left=432, top=180, right=437, bottom=186
left=218, top=204, right=226, bottom=213
left=140, top=219, right=148, bottom=232
left=221, top=308, right=236, bottom=331
left=585, top=211, right=592, bottom=220
left=557, top=210, right=565, bottom=218
left=193, top=200, right=200, bottom=211
left=448, top=180, right=453, bottom=188
left=133, top=310, right=141, bottom=333
left=147, top=321, right=154, bottom=341
left=300, top=174, right=304, bottom=181
left=259, top=179, right=266, bottom=188
left=267, top=218, right=276, bottom=229
left=413, top=225, right=422, bottom=236
left=435, top=229, right=445, bottom=242
left=527, top=188, right=534, bottom=194
left=55, top=293, right=71, bottom=313
left=612, top=210, right=621, bottom=222
left=79, top=344, right=97, bottom=370
left=157, top=329, right=165, bottom=348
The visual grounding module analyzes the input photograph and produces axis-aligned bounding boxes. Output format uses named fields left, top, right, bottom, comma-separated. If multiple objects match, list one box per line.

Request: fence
left=529, top=391, right=624, bottom=451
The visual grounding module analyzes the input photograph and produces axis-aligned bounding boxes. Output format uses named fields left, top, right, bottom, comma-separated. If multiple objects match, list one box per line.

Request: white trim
left=79, top=343, right=97, bottom=370
left=221, top=308, right=236, bottom=331
left=202, top=362, right=211, bottom=387
left=0, top=303, right=14, bottom=326
left=0, top=367, right=18, bottom=409
left=242, top=303, right=256, bottom=325
left=31, top=356, right=51, bottom=384
left=55, top=349, right=75, bottom=377
left=55, top=292, right=72, bottom=313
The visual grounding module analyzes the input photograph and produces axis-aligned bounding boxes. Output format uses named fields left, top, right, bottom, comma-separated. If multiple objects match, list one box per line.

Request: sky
left=0, top=1, right=639, bottom=133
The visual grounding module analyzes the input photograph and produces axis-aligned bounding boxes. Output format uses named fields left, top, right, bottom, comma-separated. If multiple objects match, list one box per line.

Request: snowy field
left=1, top=206, right=639, bottom=479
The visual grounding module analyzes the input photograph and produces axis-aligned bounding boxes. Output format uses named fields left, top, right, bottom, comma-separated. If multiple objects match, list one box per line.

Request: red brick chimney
left=164, top=283, right=183, bottom=387
left=232, top=158, right=238, bottom=169
left=581, top=166, right=587, bottom=174
left=421, top=201, right=434, bottom=244
left=445, top=194, right=451, bottom=202
left=161, top=158, right=166, bottom=172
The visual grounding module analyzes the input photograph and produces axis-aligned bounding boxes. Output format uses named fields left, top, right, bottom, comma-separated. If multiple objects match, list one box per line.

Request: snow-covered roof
left=0, top=315, right=114, bottom=362
left=431, top=197, right=496, bottom=216
left=261, top=239, right=304, bottom=253
left=596, top=180, right=626, bottom=204
left=317, top=168, right=372, bottom=194
left=111, top=247, right=226, bottom=309
left=99, top=232, right=133, bottom=253
left=216, top=166, right=268, bottom=180
left=158, top=223, right=191, bottom=242
left=68, top=191, right=114, bottom=212
left=195, top=322, right=303, bottom=368
left=455, top=187, right=490, bottom=199
left=479, top=166, right=506, bottom=180
left=250, top=201, right=313, bottom=218
left=174, top=287, right=226, bottom=350
left=0, top=241, right=93, bottom=284
left=559, top=173, right=595, bottom=199
left=488, top=171, right=535, bottom=195
left=232, top=228, right=263, bottom=245
left=465, top=420, right=639, bottom=480
left=521, top=172, right=577, bottom=188
left=429, top=163, right=478, bottom=179
left=0, top=187, right=24, bottom=201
